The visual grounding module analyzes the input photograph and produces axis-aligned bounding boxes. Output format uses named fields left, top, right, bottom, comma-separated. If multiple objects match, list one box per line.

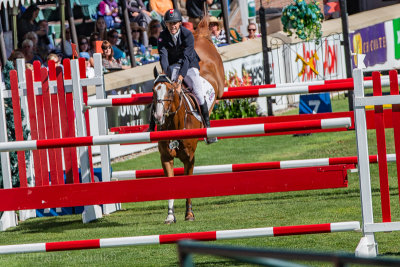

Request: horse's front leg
left=184, top=157, right=195, bottom=221
left=161, top=152, right=176, bottom=224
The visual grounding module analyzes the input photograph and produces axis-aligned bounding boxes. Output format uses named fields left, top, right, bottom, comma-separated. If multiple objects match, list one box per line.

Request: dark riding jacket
left=158, top=26, right=200, bottom=78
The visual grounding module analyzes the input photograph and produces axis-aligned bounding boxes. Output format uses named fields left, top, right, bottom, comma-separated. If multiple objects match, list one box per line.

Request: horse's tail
left=194, top=16, right=211, bottom=41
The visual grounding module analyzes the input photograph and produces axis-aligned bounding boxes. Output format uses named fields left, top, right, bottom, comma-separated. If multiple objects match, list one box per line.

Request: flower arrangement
left=281, top=0, right=324, bottom=43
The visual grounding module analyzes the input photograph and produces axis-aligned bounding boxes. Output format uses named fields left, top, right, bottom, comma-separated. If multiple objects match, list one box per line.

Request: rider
left=149, top=9, right=216, bottom=143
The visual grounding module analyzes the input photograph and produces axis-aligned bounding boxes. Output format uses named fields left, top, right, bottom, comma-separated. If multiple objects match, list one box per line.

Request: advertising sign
left=393, top=18, right=400, bottom=59
left=349, top=23, right=387, bottom=67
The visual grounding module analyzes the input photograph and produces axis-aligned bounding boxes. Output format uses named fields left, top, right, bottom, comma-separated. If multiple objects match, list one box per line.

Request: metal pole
left=339, top=0, right=353, bottom=111
left=60, top=0, right=67, bottom=55
left=120, top=0, right=136, bottom=67
left=259, top=2, right=273, bottom=116
left=66, top=0, right=79, bottom=53
left=11, top=6, right=17, bottom=50
left=2, top=5, right=9, bottom=31
left=0, top=16, right=7, bottom=66
left=220, top=0, right=230, bottom=44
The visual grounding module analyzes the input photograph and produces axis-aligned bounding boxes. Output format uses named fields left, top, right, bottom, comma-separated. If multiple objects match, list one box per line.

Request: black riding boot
left=147, top=108, right=156, bottom=132
left=200, top=103, right=217, bottom=144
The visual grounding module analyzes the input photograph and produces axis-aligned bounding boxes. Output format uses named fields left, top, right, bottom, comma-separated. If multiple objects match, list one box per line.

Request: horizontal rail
left=0, top=221, right=360, bottom=254
left=224, top=75, right=397, bottom=92
left=88, top=78, right=392, bottom=108
left=355, top=95, right=400, bottom=107
left=111, top=154, right=396, bottom=179
left=0, top=118, right=351, bottom=152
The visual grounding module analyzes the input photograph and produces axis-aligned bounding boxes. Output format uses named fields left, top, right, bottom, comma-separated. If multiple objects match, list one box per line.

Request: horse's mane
left=193, top=16, right=212, bottom=43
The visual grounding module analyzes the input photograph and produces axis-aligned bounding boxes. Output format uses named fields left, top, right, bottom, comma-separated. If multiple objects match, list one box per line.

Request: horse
left=151, top=16, right=225, bottom=224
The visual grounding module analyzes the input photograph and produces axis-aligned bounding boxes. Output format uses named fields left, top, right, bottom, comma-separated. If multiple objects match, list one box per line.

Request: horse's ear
left=153, top=67, right=159, bottom=78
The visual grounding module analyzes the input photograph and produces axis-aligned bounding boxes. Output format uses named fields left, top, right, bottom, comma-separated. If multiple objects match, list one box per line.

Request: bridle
left=155, top=85, right=183, bottom=118
left=153, top=74, right=183, bottom=122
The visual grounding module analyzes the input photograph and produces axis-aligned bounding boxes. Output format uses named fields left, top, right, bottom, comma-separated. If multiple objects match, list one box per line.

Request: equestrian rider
left=149, top=9, right=215, bottom=143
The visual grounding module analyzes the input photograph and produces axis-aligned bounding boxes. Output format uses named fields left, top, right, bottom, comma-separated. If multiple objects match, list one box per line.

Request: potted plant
left=281, top=0, right=324, bottom=44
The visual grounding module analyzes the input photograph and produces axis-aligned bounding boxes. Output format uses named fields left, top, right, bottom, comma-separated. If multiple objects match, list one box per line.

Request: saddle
left=181, top=86, right=203, bottom=124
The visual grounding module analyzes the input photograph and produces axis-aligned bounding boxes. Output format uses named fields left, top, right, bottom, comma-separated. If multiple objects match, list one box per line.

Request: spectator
left=148, top=19, right=162, bottom=47
left=95, top=17, right=108, bottom=40
left=37, top=20, right=55, bottom=59
left=131, top=22, right=146, bottom=55
left=101, top=40, right=129, bottom=70
left=46, top=53, right=63, bottom=68
left=24, top=31, right=39, bottom=52
left=21, top=39, right=43, bottom=64
left=209, top=16, right=227, bottom=46
left=107, top=29, right=126, bottom=60
left=149, top=0, right=173, bottom=17
left=80, top=52, right=95, bottom=78
left=78, top=35, right=90, bottom=54
left=98, top=0, right=121, bottom=29
left=127, top=0, right=151, bottom=27
left=25, top=63, right=34, bottom=70
left=17, top=4, right=42, bottom=48
left=186, top=0, right=213, bottom=29
left=246, top=23, right=257, bottom=40
left=38, top=20, right=55, bottom=51
left=8, top=50, right=25, bottom=68
left=61, top=26, right=73, bottom=58
left=89, top=32, right=101, bottom=56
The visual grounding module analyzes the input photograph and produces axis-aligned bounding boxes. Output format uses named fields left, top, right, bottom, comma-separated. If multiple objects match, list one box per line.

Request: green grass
left=1, top=94, right=400, bottom=266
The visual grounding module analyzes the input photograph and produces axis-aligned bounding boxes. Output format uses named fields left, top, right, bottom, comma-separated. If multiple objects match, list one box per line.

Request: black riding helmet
left=164, top=9, right=182, bottom=23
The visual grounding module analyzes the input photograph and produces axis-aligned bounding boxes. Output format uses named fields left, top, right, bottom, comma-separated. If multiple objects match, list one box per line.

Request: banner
left=393, top=18, right=400, bottom=59
left=349, top=23, right=387, bottom=67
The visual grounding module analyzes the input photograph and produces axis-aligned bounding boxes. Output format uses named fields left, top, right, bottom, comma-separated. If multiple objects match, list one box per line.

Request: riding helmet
left=164, top=9, right=182, bottom=23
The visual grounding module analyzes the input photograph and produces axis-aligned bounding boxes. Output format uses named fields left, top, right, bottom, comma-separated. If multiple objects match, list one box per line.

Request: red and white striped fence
left=0, top=118, right=351, bottom=152
left=89, top=76, right=397, bottom=108
left=0, top=221, right=360, bottom=254
left=223, top=75, right=397, bottom=91
left=112, top=154, right=396, bottom=179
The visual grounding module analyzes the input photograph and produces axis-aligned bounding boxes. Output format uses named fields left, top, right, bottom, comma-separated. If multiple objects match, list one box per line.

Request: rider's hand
left=173, top=80, right=182, bottom=93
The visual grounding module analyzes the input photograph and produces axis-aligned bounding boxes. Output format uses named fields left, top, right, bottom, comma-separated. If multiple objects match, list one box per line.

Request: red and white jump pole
left=112, top=154, right=396, bottom=179
left=87, top=83, right=352, bottom=108
left=87, top=78, right=393, bottom=108
left=0, top=221, right=360, bottom=254
left=224, top=75, right=397, bottom=92
left=0, top=118, right=351, bottom=152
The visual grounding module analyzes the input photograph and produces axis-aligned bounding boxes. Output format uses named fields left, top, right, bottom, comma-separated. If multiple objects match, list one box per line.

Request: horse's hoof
left=164, top=214, right=176, bottom=224
left=185, top=212, right=195, bottom=221
left=204, top=137, right=218, bottom=144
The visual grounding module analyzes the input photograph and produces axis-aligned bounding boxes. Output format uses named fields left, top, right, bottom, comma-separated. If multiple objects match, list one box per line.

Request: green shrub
left=211, top=99, right=258, bottom=120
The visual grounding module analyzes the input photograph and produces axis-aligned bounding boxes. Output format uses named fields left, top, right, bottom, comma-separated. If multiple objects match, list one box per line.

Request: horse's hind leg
left=184, top=159, right=195, bottom=221
left=161, top=157, right=176, bottom=224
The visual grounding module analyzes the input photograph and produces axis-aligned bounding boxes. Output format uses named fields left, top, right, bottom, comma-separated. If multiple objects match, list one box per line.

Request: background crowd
left=9, top=0, right=260, bottom=74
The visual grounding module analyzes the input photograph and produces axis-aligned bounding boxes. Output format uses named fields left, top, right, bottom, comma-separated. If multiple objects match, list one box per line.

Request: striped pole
left=0, top=221, right=360, bottom=254
left=112, top=154, right=396, bottom=180
left=0, top=118, right=351, bottom=152
left=224, top=75, right=397, bottom=92
left=87, top=79, right=393, bottom=108
left=93, top=76, right=398, bottom=108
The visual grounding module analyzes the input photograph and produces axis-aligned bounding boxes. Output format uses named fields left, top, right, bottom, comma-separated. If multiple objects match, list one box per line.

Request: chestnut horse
left=152, top=17, right=225, bottom=224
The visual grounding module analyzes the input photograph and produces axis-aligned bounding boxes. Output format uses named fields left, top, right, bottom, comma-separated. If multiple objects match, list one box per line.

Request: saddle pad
left=184, top=76, right=216, bottom=123
left=182, top=93, right=202, bottom=122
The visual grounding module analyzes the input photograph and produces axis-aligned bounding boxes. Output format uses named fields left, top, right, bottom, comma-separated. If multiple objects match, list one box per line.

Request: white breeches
left=168, top=64, right=205, bottom=105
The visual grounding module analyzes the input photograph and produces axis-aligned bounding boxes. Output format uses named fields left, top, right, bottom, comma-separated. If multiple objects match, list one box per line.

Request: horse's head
left=152, top=67, right=181, bottom=125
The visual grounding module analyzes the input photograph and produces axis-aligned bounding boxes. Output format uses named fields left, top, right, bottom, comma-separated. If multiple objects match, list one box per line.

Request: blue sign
left=299, top=93, right=332, bottom=114
left=36, top=168, right=105, bottom=217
